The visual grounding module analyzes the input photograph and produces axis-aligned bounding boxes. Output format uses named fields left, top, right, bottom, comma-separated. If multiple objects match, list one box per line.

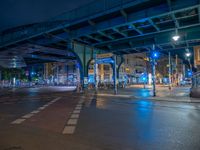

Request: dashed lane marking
left=62, top=96, right=84, bottom=135
left=67, top=119, right=78, bottom=125
left=11, top=119, right=25, bottom=124
left=38, top=106, right=46, bottom=110
left=76, top=104, right=82, bottom=107
left=73, top=110, right=81, bottom=114
left=75, top=106, right=82, bottom=110
left=22, top=113, right=34, bottom=119
left=31, top=110, right=40, bottom=114
left=71, top=114, right=79, bottom=119
left=11, top=97, right=61, bottom=125
left=62, top=126, right=76, bottom=134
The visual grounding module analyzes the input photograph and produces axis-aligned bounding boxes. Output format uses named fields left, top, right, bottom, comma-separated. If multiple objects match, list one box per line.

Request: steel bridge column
left=72, top=42, right=98, bottom=89
left=116, top=55, right=124, bottom=79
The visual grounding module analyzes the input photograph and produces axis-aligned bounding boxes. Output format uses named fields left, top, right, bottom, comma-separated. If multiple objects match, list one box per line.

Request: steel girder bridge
left=0, top=0, right=200, bottom=81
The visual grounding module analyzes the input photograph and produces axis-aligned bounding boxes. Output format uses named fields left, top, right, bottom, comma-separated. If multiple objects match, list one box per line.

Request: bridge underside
left=0, top=0, right=200, bottom=68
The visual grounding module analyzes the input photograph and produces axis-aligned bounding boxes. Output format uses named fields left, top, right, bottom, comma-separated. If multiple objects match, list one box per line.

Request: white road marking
left=62, top=126, right=76, bottom=134
left=31, top=110, right=40, bottom=114
left=67, top=119, right=78, bottom=125
left=11, top=119, right=25, bottom=124
left=53, top=97, right=61, bottom=102
left=73, top=110, right=81, bottom=114
left=39, top=107, right=45, bottom=110
left=75, top=106, right=82, bottom=110
left=62, top=95, right=87, bottom=135
left=22, top=113, right=34, bottom=119
left=76, top=104, right=82, bottom=107
left=71, top=114, right=79, bottom=119
left=11, top=97, right=62, bottom=125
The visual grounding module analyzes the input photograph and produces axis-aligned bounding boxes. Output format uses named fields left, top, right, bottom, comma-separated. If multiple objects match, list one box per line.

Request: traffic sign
left=96, top=53, right=113, bottom=59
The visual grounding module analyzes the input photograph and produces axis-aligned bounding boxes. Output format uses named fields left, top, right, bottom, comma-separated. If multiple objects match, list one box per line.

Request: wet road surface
left=0, top=86, right=200, bottom=150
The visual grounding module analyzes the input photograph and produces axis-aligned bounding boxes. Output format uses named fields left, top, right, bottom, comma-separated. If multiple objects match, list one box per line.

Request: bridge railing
left=0, top=0, right=138, bottom=47
left=192, top=72, right=200, bottom=88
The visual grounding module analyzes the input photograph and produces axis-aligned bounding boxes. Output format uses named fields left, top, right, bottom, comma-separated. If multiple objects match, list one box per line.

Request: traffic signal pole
left=168, top=52, right=172, bottom=90
left=152, top=58, right=156, bottom=97
left=152, top=44, right=156, bottom=97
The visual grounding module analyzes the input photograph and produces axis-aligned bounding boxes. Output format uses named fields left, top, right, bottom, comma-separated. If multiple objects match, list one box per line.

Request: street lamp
left=185, top=52, right=191, bottom=58
left=172, top=29, right=180, bottom=41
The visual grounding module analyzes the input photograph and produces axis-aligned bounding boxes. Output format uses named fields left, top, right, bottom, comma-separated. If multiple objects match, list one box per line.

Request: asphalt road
left=0, top=86, right=200, bottom=150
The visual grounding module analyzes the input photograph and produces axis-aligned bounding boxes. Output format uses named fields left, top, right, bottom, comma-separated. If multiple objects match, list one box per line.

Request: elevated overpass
left=0, top=0, right=200, bottom=82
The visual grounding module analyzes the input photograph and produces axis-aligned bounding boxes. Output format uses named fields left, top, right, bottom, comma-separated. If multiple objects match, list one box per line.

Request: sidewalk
left=96, top=85, right=200, bottom=103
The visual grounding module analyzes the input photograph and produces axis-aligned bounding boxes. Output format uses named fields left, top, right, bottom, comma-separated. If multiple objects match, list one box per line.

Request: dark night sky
left=0, top=0, right=94, bottom=32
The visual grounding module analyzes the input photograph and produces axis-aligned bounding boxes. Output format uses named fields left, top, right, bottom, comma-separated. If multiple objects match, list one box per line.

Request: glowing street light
left=172, top=29, right=180, bottom=41
left=172, top=35, right=180, bottom=41
left=185, top=52, right=191, bottom=58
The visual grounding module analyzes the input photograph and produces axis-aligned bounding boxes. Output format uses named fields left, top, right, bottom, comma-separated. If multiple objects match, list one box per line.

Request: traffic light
left=142, top=76, right=147, bottom=82
left=141, top=73, right=147, bottom=82
left=151, top=51, right=159, bottom=59
left=187, top=70, right=193, bottom=77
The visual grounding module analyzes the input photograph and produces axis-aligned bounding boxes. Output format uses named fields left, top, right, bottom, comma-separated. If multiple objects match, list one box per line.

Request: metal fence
left=192, top=72, right=200, bottom=88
